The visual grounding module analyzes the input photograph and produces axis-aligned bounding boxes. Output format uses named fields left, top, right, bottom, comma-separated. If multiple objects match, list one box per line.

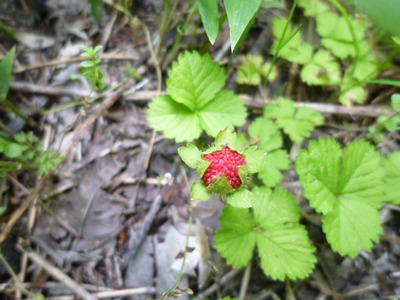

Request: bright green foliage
left=392, top=94, right=400, bottom=112
left=382, top=152, right=400, bottom=205
left=248, top=117, right=290, bottom=187
left=0, top=46, right=15, bottom=99
left=178, top=127, right=265, bottom=207
left=220, top=297, right=239, bottom=300
left=224, top=0, right=262, bottom=51
left=301, top=50, right=341, bottom=86
left=89, top=0, right=103, bottom=22
left=316, top=11, right=365, bottom=59
left=80, top=45, right=105, bottom=90
left=298, top=0, right=330, bottom=17
left=215, top=187, right=316, bottom=280
left=339, top=84, right=367, bottom=106
left=296, top=138, right=384, bottom=257
left=198, top=0, right=219, bottom=44
left=264, top=98, right=324, bottom=143
left=149, top=52, right=247, bottom=142
left=0, top=132, right=62, bottom=177
left=236, top=55, right=277, bottom=85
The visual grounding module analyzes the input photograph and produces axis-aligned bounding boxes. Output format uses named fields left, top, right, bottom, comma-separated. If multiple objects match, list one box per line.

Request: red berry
left=202, top=146, right=246, bottom=189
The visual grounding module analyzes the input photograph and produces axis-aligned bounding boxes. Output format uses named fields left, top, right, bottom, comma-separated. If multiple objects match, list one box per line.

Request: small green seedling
left=80, top=45, right=106, bottom=91
left=236, top=54, right=277, bottom=85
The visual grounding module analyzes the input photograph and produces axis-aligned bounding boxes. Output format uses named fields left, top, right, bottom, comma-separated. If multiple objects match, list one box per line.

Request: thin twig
left=45, top=287, right=156, bottom=300
left=239, top=261, right=252, bottom=300
left=17, top=245, right=97, bottom=300
left=14, top=53, right=139, bottom=73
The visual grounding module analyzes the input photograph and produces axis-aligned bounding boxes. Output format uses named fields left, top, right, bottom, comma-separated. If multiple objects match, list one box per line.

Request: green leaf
left=224, top=0, right=262, bottom=51
left=243, top=146, right=266, bottom=173
left=382, top=152, right=400, bottom=204
left=248, top=117, right=282, bottom=152
left=215, top=187, right=316, bottom=280
left=0, top=206, right=6, bottom=216
left=322, top=196, right=382, bottom=258
left=90, top=0, right=103, bottom=22
left=0, top=46, right=16, bottom=99
left=198, top=90, right=247, bottom=137
left=301, top=50, right=341, bottom=86
left=167, top=51, right=226, bottom=110
left=227, top=188, right=254, bottom=208
left=148, top=95, right=202, bottom=142
left=296, top=138, right=385, bottom=257
left=391, top=94, right=400, bottom=112
left=198, top=0, right=219, bottom=44
left=4, top=143, right=23, bottom=158
left=298, top=0, right=330, bottom=17
left=339, top=85, right=367, bottom=106
left=236, top=55, right=277, bottom=85
left=258, top=149, right=290, bottom=187
left=191, top=181, right=212, bottom=201
left=264, top=98, right=324, bottom=143
left=253, top=187, right=316, bottom=280
left=316, top=12, right=365, bottom=59
left=178, top=143, right=201, bottom=168
left=214, top=205, right=256, bottom=268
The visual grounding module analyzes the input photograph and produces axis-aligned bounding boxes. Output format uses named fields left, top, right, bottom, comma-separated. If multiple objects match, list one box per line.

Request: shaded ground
left=0, top=1, right=399, bottom=299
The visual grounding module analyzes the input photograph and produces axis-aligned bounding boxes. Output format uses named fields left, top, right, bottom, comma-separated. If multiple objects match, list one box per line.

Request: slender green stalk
left=264, top=0, right=299, bottom=83
left=1, top=98, right=36, bottom=127
left=159, top=216, right=193, bottom=300
left=329, top=0, right=359, bottom=81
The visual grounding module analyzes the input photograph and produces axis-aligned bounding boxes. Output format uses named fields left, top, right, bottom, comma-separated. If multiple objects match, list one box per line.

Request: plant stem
left=264, top=0, right=299, bottom=83
left=159, top=216, right=193, bottom=300
left=239, top=261, right=252, bottom=300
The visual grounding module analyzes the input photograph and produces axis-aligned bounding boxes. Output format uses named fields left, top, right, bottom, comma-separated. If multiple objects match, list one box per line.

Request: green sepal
left=201, top=145, right=222, bottom=155
left=215, top=126, right=237, bottom=146
left=243, top=146, right=266, bottom=173
left=227, top=189, right=254, bottom=208
left=238, top=165, right=249, bottom=187
left=191, top=181, right=212, bottom=201
left=208, top=174, right=235, bottom=194
left=198, top=159, right=212, bottom=178
left=178, top=143, right=201, bottom=168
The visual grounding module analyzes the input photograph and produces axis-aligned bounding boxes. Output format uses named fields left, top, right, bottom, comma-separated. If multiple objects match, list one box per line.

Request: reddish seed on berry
left=202, top=146, right=246, bottom=189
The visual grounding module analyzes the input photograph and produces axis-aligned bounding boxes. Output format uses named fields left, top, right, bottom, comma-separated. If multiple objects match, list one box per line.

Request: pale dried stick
left=17, top=246, right=97, bottom=300
left=45, top=287, right=156, bottom=300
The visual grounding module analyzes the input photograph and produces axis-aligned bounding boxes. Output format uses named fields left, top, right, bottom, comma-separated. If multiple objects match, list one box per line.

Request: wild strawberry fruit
left=202, top=146, right=246, bottom=189
left=178, top=127, right=265, bottom=207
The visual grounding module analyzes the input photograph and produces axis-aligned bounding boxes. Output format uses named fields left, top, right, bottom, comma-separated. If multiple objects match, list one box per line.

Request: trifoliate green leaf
left=298, top=0, right=330, bottom=17
left=316, top=12, right=365, bottom=59
left=352, top=45, right=379, bottom=82
left=264, top=98, right=324, bottom=143
left=258, top=150, right=290, bottom=187
left=214, top=206, right=256, bottom=267
left=248, top=117, right=282, bottom=152
left=215, top=187, right=316, bottom=280
left=382, top=152, right=400, bottom=204
left=236, top=55, right=277, bottom=85
left=178, top=143, right=201, bottom=168
left=167, top=51, right=226, bottom=110
left=227, top=188, right=254, bottom=208
left=198, top=90, right=247, bottom=137
left=322, top=196, right=382, bottom=258
left=296, top=138, right=385, bottom=257
left=301, top=50, right=341, bottom=86
left=191, top=181, right=212, bottom=201
left=148, top=95, right=202, bottom=142
left=391, top=94, right=400, bottom=112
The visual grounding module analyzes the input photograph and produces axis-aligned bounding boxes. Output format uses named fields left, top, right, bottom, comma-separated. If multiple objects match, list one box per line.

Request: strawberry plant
left=236, top=54, right=277, bottom=86
left=148, top=51, right=247, bottom=142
